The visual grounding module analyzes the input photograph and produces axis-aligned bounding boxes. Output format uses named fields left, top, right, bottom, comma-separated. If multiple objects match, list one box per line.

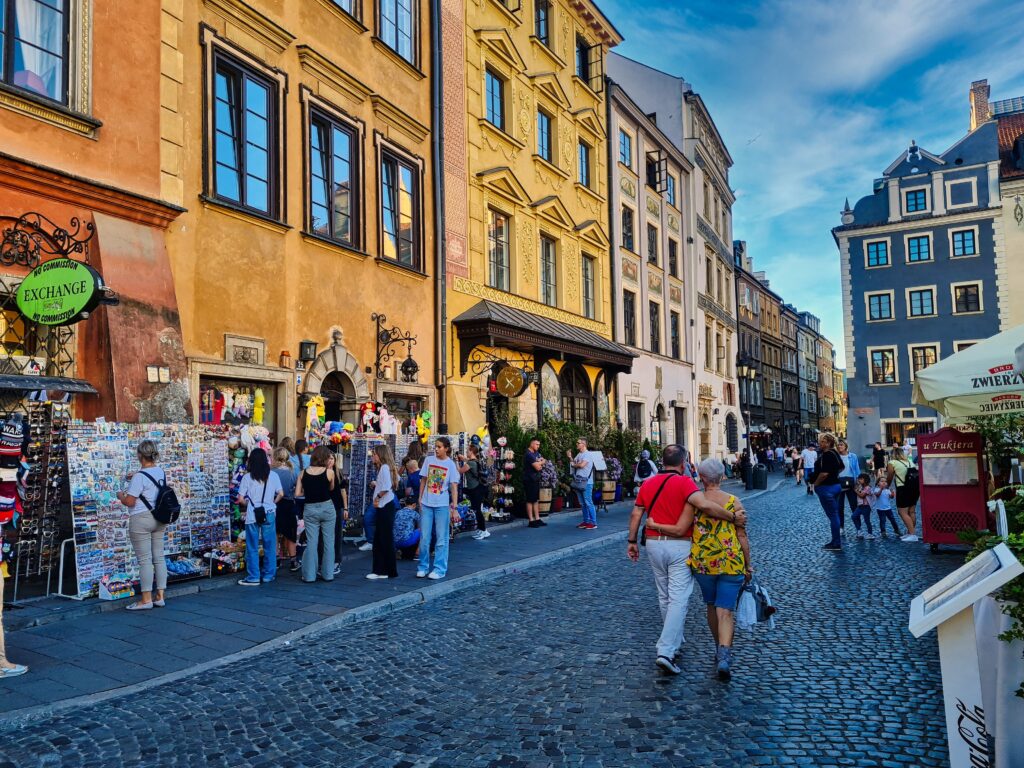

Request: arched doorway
left=655, top=403, right=666, bottom=445
left=559, top=363, right=593, bottom=426
left=699, top=412, right=711, bottom=459
left=320, top=371, right=359, bottom=426
left=726, top=413, right=738, bottom=453
left=302, top=328, right=371, bottom=425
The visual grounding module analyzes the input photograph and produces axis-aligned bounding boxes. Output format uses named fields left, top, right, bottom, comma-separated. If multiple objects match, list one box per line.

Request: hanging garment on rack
left=0, top=417, right=25, bottom=468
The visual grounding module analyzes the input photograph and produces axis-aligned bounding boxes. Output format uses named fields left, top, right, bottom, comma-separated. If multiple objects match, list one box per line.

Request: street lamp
left=736, top=352, right=759, bottom=489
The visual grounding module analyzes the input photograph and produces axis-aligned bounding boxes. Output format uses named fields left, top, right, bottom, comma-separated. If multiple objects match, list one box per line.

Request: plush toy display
left=378, top=404, right=399, bottom=434
left=416, top=410, right=433, bottom=444
left=252, top=387, right=266, bottom=425
left=359, top=402, right=378, bottom=434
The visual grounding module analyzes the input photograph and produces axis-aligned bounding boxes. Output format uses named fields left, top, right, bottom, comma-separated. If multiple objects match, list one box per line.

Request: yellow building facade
left=160, top=0, right=438, bottom=440
left=441, top=0, right=632, bottom=433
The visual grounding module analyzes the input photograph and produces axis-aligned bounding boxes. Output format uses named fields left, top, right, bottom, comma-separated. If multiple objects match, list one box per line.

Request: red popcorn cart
left=918, top=427, right=988, bottom=550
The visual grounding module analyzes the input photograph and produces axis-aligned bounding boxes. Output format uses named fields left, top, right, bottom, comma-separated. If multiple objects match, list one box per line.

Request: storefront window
left=383, top=391, right=424, bottom=433
left=199, top=378, right=277, bottom=435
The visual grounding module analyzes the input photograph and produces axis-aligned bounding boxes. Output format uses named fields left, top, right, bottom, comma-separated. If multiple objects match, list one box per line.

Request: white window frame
left=944, top=177, right=978, bottom=210
left=903, top=232, right=934, bottom=264
left=950, top=280, right=984, bottom=315
left=864, top=289, right=895, bottom=323
left=863, top=237, right=892, bottom=269
left=905, top=285, right=938, bottom=319
left=901, top=184, right=931, bottom=216
left=948, top=225, right=980, bottom=259
left=866, top=345, right=900, bottom=386
left=907, top=342, right=940, bottom=381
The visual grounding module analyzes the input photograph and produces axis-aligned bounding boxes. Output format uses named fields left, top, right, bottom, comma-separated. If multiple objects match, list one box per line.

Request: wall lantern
left=299, top=340, right=318, bottom=362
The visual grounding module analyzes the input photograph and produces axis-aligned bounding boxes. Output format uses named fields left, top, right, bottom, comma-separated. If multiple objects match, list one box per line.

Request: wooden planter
left=538, top=487, right=553, bottom=516
left=600, top=479, right=616, bottom=503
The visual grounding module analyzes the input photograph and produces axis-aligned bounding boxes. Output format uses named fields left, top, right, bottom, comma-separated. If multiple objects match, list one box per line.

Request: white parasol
left=911, top=324, right=1024, bottom=419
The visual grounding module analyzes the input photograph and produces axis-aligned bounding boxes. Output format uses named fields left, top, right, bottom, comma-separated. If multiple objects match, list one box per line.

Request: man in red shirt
left=627, top=444, right=746, bottom=675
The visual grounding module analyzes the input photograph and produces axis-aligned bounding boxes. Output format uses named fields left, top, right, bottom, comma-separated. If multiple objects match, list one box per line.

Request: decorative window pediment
left=475, top=28, right=527, bottom=71
left=477, top=166, right=530, bottom=206
left=529, top=72, right=570, bottom=110
left=575, top=219, right=609, bottom=249
left=572, top=107, right=604, bottom=138
left=530, top=195, right=576, bottom=230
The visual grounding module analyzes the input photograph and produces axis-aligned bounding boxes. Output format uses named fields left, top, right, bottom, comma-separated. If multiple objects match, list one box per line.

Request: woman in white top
left=368, top=444, right=399, bottom=579
left=116, top=440, right=168, bottom=611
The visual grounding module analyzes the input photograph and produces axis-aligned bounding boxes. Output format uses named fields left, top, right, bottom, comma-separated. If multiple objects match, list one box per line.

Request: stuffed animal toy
left=379, top=404, right=399, bottom=434
left=359, top=402, right=378, bottom=433
left=252, top=387, right=266, bottom=425
left=416, top=410, right=433, bottom=445
left=251, top=425, right=272, bottom=455
left=240, top=424, right=256, bottom=453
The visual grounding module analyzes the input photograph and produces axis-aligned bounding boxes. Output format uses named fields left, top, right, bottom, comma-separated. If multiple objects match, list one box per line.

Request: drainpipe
left=430, top=0, right=448, bottom=430
left=605, top=78, right=618, bottom=421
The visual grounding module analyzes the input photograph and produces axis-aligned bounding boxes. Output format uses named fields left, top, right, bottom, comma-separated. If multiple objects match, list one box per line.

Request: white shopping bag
left=736, top=587, right=758, bottom=631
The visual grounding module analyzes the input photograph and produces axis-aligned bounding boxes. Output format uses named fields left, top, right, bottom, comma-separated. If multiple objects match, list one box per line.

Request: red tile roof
left=997, top=113, right=1024, bottom=179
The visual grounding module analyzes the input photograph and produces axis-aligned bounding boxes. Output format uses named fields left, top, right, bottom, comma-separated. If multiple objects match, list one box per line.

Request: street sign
left=909, top=543, right=1023, bottom=768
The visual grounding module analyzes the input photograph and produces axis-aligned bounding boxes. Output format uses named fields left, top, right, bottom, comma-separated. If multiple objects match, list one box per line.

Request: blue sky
left=602, top=0, right=1024, bottom=367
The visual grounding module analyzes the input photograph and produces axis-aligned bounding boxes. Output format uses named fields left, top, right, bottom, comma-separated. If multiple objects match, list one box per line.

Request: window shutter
left=587, top=44, right=604, bottom=93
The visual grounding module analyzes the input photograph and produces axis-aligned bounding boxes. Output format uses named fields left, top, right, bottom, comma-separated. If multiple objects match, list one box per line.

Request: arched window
left=559, top=364, right=593, bottom=426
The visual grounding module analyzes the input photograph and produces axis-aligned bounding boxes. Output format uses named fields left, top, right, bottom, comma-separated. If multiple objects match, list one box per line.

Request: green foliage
left=966, top=414, right=1024, bottom=472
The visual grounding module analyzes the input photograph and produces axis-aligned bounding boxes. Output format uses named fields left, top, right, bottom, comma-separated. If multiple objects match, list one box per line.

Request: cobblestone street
left=0, top=484, right=959, bottom=767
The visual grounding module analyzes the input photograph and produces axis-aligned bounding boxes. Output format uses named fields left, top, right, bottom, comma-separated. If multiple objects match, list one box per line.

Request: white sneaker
left=416, top=570, right=428, bottom=578
left=475, top=530, right=491, bottom=540
left=358, top=542, right=373, bottom=552
left=900, top=534, right=919, bottom=542
left=427, top=572, right=445, bottom=580
left=365, top=573, right=389, bottom=580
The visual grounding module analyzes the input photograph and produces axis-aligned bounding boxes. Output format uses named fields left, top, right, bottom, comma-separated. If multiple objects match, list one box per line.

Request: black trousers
left=371, top=502, right=398, bottom=577
left=466, top=485, right=487, bottom=531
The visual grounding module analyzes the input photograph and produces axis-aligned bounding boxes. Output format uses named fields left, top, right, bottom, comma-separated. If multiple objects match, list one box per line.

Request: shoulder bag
left=570, top=459, right=594, bottom=492
left=639, top=472, right=676, bottom=547
left=248, top=478, right=269, bottom=526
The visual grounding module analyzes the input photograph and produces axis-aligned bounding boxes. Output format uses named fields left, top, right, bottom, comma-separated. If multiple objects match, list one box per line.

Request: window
left=907, top=235, right=931, bottom=263
left=627, top=401, right=643, bottom=433
left=905, top=189, right=927, bottom=213
left=618, top=130, right=633, bottom=168
left=866, top=292, right=892, bottom=321
left=379, top=0, right=414, bottom=62
left=908, top=288, right=935, bottom=317
left=910, top=345, right=938, bottom=379
left=623, top=290, right=636, bottom=347
left=649, top=301, right=661, bottom=353
left=952, top=229, right=977, bottom=257
left=670, top=311, right=680, bottom=359
left=332, top=0, right=355, bottom=13
left=380, top=151, right=420, bottom=268
left=703, top=181, right=710, bottom=218
left=1, top=0, right=69, bottom=103
left=955, top=341, right=977, bottom=352
left=715, top=332, right=724, bottom=374
left=621, top=206, right=634, bottom=251
left=540, top=235, right=557, bottom=306
left=534, top=0, right=550, bottom=45
left=869, top=348, right=897, bottom=385
left=536, top=109, right=552, bottom=161
left=581, top=255, right=595, bottom=319
left=213, top=54, right=279, bottom=216
left=866, top=240, right=889, bottom=267
left=560, top=364, right=593, bottom=426
left=953, top=283, right=981, bottom=314
left=487, top=210, right=510, bottom=291
left=309, top=110, right=357, bottom=245
left=646, top=223, right=658, bottom=265
left=485, top=69, right=504, bottom=129
left=666, top=175, right=676, bottom=207
left=575, top=35, right=590, bottom=82
left=668, top=239, right=678, bottom=277
left=705, top=257, right=713, bottom=297
left=577, top=140, right=591, bottom=187
left=704, top=325, right=713, bottom=369
left=646, top=156, right=660, bottom=190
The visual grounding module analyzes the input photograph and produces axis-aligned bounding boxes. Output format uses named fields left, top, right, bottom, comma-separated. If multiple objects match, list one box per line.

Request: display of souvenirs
left=66, top=422, right=230, bottom=598
left=490, top=437, right=515, bottom=522
left=199, top=383, right=267, bottom=427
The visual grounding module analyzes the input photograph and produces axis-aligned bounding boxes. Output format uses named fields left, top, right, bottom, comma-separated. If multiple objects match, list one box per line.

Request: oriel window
left=1, top=0, right=69, bottom=103
left=380, top=151, right=420, bottom=269
left=213, top=54, right=279, bottom=217
left=309, top=110, right=357, bottom=246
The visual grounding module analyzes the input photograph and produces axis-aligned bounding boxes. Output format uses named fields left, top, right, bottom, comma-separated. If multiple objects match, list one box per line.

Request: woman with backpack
left=886, top=447, right=920, bottom=542
left=116, top=439, right=169, bottom=610
left=237, top=449, right=284, bottom=586
left=633, top=450, right=658, bottom=488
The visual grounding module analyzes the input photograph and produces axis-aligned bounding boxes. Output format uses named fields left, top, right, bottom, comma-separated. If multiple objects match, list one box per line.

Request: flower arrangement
left=605, top=457, right=623, bottom=482
left=539, top=460, right=559, bottom=488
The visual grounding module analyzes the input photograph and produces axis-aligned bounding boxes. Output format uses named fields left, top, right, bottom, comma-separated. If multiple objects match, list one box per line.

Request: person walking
left=800, top=443, right=818, bottom=496
left=568, top=438, right=597, bottom=530
left=271, top=448, right=300, bottom=572
left=792, top=446, right=804, bottom=486
left=417, top=436, right=461, bottom=580
left=811, top=433, right=845, bottom=552
left=836, top=439, right=862, bottom=535
left=296, top=446, right=336, bottom=582
left=116, top=439, right=168, bottom=610
left=626, top=444, right=747, bottom=676
left=0, top=544, right=27, bottom=677
left=236, top=448, right=283, bottom=586
left=775, top=444, right=786, bottom=473
left=463, top=444, right=490, bottom=540
left=688, top=458, right=752, bottom=681
left=633, top=449, right=658, bottom=489
left=367, top=445, right=399, bottom=580
left=887, top=447, right=920, bottom=542
left=523, top=438, right=546, bottom=529
left=852, top=473, right=877, bottom=539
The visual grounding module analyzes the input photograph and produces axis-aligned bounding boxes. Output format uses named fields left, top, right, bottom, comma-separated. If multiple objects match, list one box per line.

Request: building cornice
left=833, top=205, right=1001, bottom=239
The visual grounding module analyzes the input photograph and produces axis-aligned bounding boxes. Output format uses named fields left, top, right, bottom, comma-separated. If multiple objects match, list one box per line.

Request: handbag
left=839, top=477, right=854, bottom=491
left=249, top=478, right=268, bottom=526
left=570, top=461, right=594, bottom=492
left=639, top=472, right=675, bottom=546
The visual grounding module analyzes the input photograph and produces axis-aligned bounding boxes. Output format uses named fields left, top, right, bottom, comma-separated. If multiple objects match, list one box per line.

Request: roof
left=997, top=112, right=1024, bottom=179
left=452, top=300, right=635, bottom=371
left=993, top=96, right=1024, bottom=116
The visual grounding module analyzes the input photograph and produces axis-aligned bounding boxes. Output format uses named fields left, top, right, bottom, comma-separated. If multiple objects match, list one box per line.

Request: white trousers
left=647, top=539, right=694, bottom=659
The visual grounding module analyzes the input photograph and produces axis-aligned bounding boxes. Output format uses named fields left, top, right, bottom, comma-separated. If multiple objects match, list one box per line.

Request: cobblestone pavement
left=0, top=484, right=959, bottom=767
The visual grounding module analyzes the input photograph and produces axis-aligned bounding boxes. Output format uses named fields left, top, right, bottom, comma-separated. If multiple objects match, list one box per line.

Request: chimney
left=970, top=79, right=991, bottom=131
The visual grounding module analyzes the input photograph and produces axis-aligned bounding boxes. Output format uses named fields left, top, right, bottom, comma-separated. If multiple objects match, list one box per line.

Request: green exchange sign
left=15, top=258, right=105, bottom=326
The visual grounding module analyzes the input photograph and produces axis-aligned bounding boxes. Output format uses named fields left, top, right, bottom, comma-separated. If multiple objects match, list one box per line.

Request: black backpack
left=894, top=461, right=920, bottom=493
left=636, top=460, right=654, bottom=479
left=138, top=470, right=182, bottom=524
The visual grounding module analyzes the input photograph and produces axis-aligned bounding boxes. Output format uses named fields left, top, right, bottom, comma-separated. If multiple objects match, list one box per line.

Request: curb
left=0, top=527, right=627, bottom=730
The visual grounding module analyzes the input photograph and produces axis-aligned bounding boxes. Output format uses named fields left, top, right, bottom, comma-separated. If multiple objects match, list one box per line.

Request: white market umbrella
left=912, top=324, right=1024, bottom=419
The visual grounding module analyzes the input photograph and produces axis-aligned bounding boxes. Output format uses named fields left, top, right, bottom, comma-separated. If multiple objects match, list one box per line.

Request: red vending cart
left=918, top=427, right=987, bottom=551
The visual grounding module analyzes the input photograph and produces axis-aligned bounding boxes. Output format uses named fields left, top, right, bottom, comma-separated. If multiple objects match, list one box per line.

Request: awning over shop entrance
left=0, top=375, right=97, bottom=394
left=452, top=300, right=635, bottom=374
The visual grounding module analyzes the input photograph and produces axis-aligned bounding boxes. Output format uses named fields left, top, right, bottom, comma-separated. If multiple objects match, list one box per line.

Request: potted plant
left=605, top=456, right=624, bottom=502
left=538, top=460, right=558, bottom=516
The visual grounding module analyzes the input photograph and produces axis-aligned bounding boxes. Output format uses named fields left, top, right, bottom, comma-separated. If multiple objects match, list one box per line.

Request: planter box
left=552, top=496, right=564, bottom=513
left=538, top=487, right=553, bottom=516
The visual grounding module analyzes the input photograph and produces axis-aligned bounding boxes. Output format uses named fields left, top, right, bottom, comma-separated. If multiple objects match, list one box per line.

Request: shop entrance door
left=320, top=372, right=359, bottom=426
left=674, top=407, right=687, bottom=447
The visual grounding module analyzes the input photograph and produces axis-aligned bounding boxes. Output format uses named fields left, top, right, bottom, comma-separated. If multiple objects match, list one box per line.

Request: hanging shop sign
left=15, top=258, right=107, bottom=326
left=494, top=366, right=530, bottom=398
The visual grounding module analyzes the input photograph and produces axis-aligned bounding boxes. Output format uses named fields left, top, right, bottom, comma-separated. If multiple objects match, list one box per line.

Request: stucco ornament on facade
left=646, top=198, right=660, bottom=216
left=620, top=177, right=636, bottom=199
left=622, top=260, right=638, bottom=283
left=519, top=219, right=535, bottom=283
left=564, top=240, right=579, bottom=301
left=668, top=212, right=679, bottom=232
left=648, top=272, right=663, bottom=294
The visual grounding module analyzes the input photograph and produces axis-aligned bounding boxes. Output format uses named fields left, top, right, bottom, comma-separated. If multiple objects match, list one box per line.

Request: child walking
left=853, top=473, right=876, bottom=539
left=873, top=477, right=900, bottom=538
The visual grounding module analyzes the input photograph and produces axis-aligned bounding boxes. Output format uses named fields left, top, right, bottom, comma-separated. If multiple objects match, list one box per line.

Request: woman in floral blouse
left=688, top=457, right=752, bottom=681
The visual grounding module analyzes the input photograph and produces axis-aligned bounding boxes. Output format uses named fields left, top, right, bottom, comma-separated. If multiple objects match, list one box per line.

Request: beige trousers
left=129, top=513, right=168, bottom=593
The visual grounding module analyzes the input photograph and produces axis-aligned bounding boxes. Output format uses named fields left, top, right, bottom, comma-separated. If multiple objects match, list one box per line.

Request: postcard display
left=66, top=422, right=230, bottom=598
left=344, top=433, right=413, bottom=535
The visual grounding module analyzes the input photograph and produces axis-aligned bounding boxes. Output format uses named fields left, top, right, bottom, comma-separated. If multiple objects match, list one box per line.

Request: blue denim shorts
left=693, top=573, right=746, bottom=609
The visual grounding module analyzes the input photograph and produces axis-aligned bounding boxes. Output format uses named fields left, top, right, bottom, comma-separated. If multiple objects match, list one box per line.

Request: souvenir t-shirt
left=237, top=472, right=283, bottom=525
left=635, top=471, right=700, bottom=538
left=420, top=457, right=460, bottom=507
left=126, top=467, right=167, bottom=516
